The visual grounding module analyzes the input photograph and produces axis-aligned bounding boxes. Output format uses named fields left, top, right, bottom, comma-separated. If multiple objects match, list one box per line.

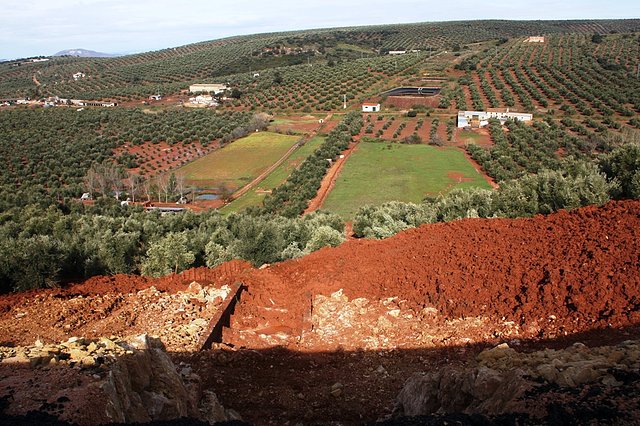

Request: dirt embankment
left=2, top=200, right=639, bottom=348
left=231, top=200, right=640, bottom=343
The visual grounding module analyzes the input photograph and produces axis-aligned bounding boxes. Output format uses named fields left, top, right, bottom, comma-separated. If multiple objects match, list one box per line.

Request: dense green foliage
left=0, top=202, right=344, bottom=292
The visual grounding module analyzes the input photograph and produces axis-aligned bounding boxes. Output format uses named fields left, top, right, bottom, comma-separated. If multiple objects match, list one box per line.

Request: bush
left=599, top=143, right=640, bottom=199
left=304, top=226, right=344, bottom=252
left=141, top=232, right=195, bottom=277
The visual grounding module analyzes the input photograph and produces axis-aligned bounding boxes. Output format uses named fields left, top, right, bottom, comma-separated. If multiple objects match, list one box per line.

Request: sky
left=1, top=0, right=639, bottom=60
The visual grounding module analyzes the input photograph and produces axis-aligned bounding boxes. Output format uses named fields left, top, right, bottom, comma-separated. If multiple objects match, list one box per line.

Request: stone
left=477, top=343, right=515, bottom=364
left=601, top=375, right=623, bottom=387
left=199, top=390, right=229, bottom=423
left=330, top=289, right=348, bottom=302
left=377, top=315, right=393, bottom=329
left=29, top=354, right=53, bottom=368
left=81, top=356, right=97, bottom=367
left=536, top=364, right=558, bottom=383
left=330, top=382, right=344, bottom=397
left=69, top=348, right=87, bottom=361
left=186, top=281, right=203, bottom=294
left=353, top=298, right=369, bottom=308
left=387, top=309, right=401, bottom=318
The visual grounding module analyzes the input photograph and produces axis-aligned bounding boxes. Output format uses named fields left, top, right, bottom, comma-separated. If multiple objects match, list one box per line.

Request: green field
left=220, top=136, right=325, bottom=213
left=176, top=131, right=300, bottom=189
left=322, top=142, right=492, bottom=219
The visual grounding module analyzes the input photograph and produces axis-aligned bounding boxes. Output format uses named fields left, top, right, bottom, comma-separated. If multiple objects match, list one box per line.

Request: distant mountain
left=54, top=48, right=118, bottom=58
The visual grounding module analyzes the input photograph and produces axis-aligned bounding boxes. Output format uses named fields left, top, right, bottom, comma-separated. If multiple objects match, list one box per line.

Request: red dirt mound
left=226, top=200, right=640, bottom=342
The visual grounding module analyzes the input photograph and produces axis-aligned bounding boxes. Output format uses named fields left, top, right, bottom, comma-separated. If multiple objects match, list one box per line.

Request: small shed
left=362, top=103, right=381, bottom=113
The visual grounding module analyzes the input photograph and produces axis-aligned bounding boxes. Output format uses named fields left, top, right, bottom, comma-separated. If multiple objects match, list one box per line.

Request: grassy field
left=176, top=131, right=300, bottom=189
left=220, top=136, right=325, bottom=213
left=322, top=142, right=492, bottom=219
left=268, top=115, right=325, bottom=134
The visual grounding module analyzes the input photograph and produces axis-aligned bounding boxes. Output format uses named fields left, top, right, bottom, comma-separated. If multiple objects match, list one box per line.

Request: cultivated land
left=221, top=136, right=324, bottom=213
left=175, top=131, right=300, bottom=190
left=322, top=142, right=492, bottom=218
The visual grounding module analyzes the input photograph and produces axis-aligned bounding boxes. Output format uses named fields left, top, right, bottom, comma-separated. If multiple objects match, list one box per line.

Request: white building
left=189, top=95, right=219, bottom=106
left=189, top=83, right=228, bottom=94
left=525, top=36, right=545, bottom=43
left=457, top=109, right=533, bottom=128
left=72, top=72, right=86, bottom=81
left=362, top=103, right=381, bottom=112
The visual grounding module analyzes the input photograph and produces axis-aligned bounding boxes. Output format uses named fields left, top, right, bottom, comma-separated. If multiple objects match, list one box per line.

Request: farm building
left=189, top=83, right=228, bottom=94
left=525, top=36, right=545, bottom=43
left=189, top=95, right=218, bottom=106
left=457, top=109, right=533, bottom=128
left=362, top=103, right=381, bottom=112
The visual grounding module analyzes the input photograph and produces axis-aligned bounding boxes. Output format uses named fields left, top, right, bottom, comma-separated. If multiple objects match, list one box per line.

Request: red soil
left=113, top=140, right=217, bottom=177
left=384, top=96, right=440, bottom=110
left=228, top=200, right=640, bottom=347
left=2, top=201, right=640, bottom=423
left=5, top=200, right=637, bottom=346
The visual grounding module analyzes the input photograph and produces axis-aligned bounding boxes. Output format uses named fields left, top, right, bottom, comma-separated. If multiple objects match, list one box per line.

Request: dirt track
left=1, top=200, right=639, bottom=423
left=304, top=140, right=357, bottom=213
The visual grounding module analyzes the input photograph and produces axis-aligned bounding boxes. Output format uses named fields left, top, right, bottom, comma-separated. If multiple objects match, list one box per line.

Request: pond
left=196, top=194, right=220, bottom=200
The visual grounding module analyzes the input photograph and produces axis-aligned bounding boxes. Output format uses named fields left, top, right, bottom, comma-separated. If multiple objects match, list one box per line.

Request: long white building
left=189, top=83, right=228, bottom=94
left=457, top=109, right=533, bottom=128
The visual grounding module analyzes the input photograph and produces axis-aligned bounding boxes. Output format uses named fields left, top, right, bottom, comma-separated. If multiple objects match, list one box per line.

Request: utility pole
left=343, top=94, right=347, bottom=109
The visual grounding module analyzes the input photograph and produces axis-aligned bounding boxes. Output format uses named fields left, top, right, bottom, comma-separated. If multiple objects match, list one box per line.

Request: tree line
left=0, top=202, right=346, bottom=293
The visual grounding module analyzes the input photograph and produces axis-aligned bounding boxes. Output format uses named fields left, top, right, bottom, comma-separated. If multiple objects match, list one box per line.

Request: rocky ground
left=0, top=200, right=639, bottom=424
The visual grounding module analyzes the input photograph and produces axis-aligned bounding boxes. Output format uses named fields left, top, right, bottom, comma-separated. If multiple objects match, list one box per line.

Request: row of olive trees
left=258, top=111, right=363, bottom=217
left=0, top=201, right=346, bottom=292
left=354, top=144, right=640, bottom=239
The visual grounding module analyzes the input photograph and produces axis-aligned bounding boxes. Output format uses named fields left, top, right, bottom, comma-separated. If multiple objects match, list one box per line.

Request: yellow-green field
left=176, top=132, right=300, bottom=189
left=322, top=142, right=492, bottom=219
left=221, top=136, right=325, bottom=213
left=268, top=114, right=324, bottom=135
